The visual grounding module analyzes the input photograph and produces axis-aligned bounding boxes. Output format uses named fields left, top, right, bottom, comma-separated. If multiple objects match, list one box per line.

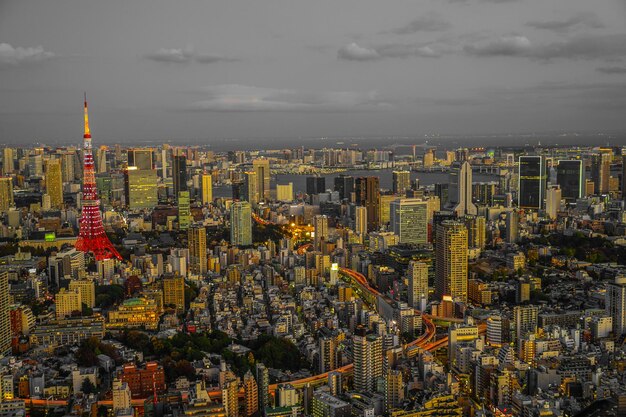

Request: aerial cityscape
left=2, top=1, right=626, bottom=417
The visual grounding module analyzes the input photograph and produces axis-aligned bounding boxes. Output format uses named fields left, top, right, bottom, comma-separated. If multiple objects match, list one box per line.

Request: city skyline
left=1, top=0, right=626, bottom=145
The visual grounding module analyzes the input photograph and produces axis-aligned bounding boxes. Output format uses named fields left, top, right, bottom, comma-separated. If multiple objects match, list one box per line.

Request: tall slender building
left=243, top=171, right=258, bottom=204
left=1, top=148, right=13, bottom=175
left=518, top=156, right=546, bottom=209
left=334, top=175, right=354, bottom=200
left=556, top=160, right=583, bottom=201
left=355, top=177, right=380, bottom=232
left=407, top=261, right=428, bottom=310
left=75, top=95, right=122, bottom=261
left=0, top=271, right=9, bottom=355
left=45, top=159, right=64, bottom=209
left=435, top=221, right=468, bottom=302
left=353, top=327, right=383, bottom=393
left=390, top=198, right=428, bottom=245
left=448, top=161, right=477, bottom=216
left=591, top=151, right=611, bottom=195
left=313, top=215, right=328, bottom=252
left=188, top=225, right=207, bottom=275
left=0, top=178, right=13, bottom=213
left=606, top=275, right=626, bottom=337
left=201, top=174, right=213, bottom=205
left=231, top=201, right=252, bottom=246
left=622, top=155, right=626, bottom=203
left=172, top=151, right=187, bottom=197
left=392, top=171, right=411, bottom=195
left=545, top=186, right=561, bottom=220
left=252, top=158, right=271, bottom=201
left=255, top=363, right=270, bottom=412
left=243, top=371, right=258, bottom=417
left=355, top=206, right=367, bottom=239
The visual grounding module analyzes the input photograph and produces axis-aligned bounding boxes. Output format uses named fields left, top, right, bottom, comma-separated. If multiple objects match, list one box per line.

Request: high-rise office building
left=353, top=327, right=382, bottom=393
left=556, top=160, right=583, bottom=201
left=545, top=186, right=561, bottom=220
left=423, top=149, right=434, bottom=168
left=252, top=158, right=271, bottom=201
left=255, top=363, right=269, bottom=412
left=128, top=148, right=153, bottom=170
left=318, top=330, right=338, bottom=372
left=392, top=171, right=411, bottom=194
left=518, top=156, right=546, bottom=209
left=334, top=175, right=354, bottom=201
left=505, top=211, right=519, bottom=244
left=0, top=271, right=9, bottom=355
left=178, top=191, right=191, bottom=230
left=126, top=167, right=158, bottom=209
left=172, top=152, right=187, bottom=196
left=313, top=215, right=329, bottom=252
left=231, top=201, right=252, bottom=246
left=390, top=198, right=428, bottom=245
left=513, top=305, right=538, bottom=343
left=407, top=261, right=428, bottom=310
left=163, top=275, right=185, bottom=314
left=1, top=148, right=13, bottom=175
left=355, top=206, right=367, bottom=238
left=591, top=151, right=611, bottom=195
left=188, top=225, right=207, bottom=275
left=276, top=183, right=293, bottom=202
left=355, top=177, right=380, bottom=232
left=448, top=161, right=477, bottom=216
left=435, top=221, right=468, bottom=302
left=606, top=275, right=626, bottom=337
left=243, top=171, right=258, bottom=204
left=622, top=155, right=626, bottom=203
left=463, top=215, right=486, bottom=249
left=243, top=371, right=258, bottom=417
left=45, top=159, right=64, bottom=209
left=69, top=278, right=96, bottom=308
left=201, top=174, right=213, bottom=205
left=0, top=178, right=13, bottom=212
left=307, top=176, right=326, bottom=195
left=61, top=152, right=76, bottom=182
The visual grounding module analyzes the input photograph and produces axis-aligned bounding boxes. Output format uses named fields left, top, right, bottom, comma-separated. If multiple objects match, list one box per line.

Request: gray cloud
left=464, top=34, right=626, bottom=60
left=145, top=47, right=236, bottom=64
left=0, top=43, right=54, bottom=68
left=387, top=13, right=451, bottom=35
left=597, top=66, right=626, bottom=74
left=526, top=12, right=604, bottom=33
left=188, top=84, right=391, bottom=112
left=338, top=42, right=440, bottom=61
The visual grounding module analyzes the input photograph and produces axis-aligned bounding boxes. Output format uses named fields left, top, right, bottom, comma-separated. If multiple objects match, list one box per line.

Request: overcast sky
left=1, top=0, right=626, bottom=145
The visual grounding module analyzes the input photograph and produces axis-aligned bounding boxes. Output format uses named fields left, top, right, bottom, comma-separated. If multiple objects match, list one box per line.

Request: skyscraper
left=313, top=215, right=329, bottom=252
left=334, top=175, right=354, bottom=201
left=0, top=271, right=10, bottom=355
left=518, top=156, right=546, bottom=209
left=463, top=215, right=486, bottom=249
left=252, top=158, right=271, bottom=201
left=545, top=186, right=561, bottom=220
left=390, top=198, right=428, bottom=245
left=45, top=159, right=64, bottom=209
left=505, top=211, right=519, bottom=244
left=435, top=221, right=468, bottom=302
left=622, top=155, right=626, bottom=203
left=201, top=174, right=213, bottom=205
left=448, top=161, right=477, bottom=216
left=392, top=171, right=410, bottom=194
left=606, top=275, right=626, bottom=337
left=556, top=160, right=583, bottom=201
left=128, top=148, right=153, bottom=170
left=231, top=201, right=252, bottom=246
left=222, top=378, right=239, bottom=417
left=513, top=305, right=538, bottom=343
left=353, top=327, right=383, bottom=393
left=276, top=183, right=293, bottom=202
left=355, top=177, right=380, bottom=232
left=355, top=206, right=367, bottom=239
left=177, top=191, right=191, bottom=230
left=126, top=167, right=158, bottom=209
left=0, top=178, right=13, bottom=213
left=407, top=261, right=428, bottom=310
left=172, top=152, right=187, bottom=197
left=243, top=371, right=258, bottom=417
left=188, top=225, right=207, bottom=275
left=1, top=148, right=13, bottom=176
left=318, top=330, right=338, bottom=373
left=255, top=363, right=269, bottom=412
left=307, top=176, right=326, bottom=195
left=591, top=151, right=611, bottom=195
left=243, top=171, right=258, bottom=204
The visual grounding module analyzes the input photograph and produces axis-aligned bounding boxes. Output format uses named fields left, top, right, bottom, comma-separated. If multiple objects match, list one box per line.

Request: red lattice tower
left=75, top=95, right=122, bottom=261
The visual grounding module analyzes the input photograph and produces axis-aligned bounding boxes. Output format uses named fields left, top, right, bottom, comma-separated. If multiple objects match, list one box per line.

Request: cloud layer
left=0, top=43, right=54, bottom=68
left=526, top=12, right=604, bottom=33
left=145, top=47, right=236, bottom=64
left=387, top=13, right=451, bottom=35
left=338, top=42, right=440, bottom=61
left=189, top=84, right=390, bottom=112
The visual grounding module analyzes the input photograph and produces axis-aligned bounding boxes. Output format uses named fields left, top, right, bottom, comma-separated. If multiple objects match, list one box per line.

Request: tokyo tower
left=75, top=95, right=122, bottom=261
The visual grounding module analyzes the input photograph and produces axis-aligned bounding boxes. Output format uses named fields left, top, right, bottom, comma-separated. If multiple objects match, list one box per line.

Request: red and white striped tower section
left=74, top=94, right=122, bottom=261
